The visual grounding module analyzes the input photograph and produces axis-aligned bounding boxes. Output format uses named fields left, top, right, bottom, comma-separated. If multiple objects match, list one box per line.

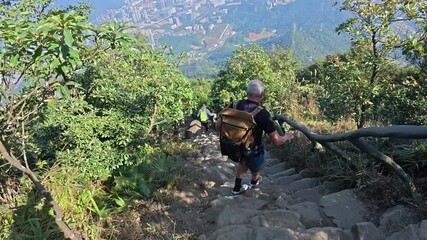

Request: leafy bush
left=377, top=66, right=427, bottom=125
left=32, top=42, right=196, bottom=182
left=210, top=44, right=301, bottom=115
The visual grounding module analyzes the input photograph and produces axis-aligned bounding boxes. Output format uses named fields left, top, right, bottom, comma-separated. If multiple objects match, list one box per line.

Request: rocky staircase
left=190, top=132, right=427, bottom=240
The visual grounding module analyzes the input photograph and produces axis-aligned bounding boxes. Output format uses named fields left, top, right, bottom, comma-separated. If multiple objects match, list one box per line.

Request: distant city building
left=211, top=0, right=225, bottom=7
left=174, top=17, right=182, bottom=26
left=143, top=9, right=150, bottom=22
left=131, top=7, right=142, bottom=22
left=217, top=16, right=222, bottom=23
left=165, top=0, right=176, bottom=7
left=158, top=0, right=166, bottom=9
left=180, top=12, right=192, bottom=22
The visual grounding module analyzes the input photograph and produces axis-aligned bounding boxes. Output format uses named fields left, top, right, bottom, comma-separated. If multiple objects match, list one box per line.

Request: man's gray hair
left=246, top=80, right=264, bottom=96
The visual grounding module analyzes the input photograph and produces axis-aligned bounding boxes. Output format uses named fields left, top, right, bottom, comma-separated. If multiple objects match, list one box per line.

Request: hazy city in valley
left=55, top=0, right=351, bottom=77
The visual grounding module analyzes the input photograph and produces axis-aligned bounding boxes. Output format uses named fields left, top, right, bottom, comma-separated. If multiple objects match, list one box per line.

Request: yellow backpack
left=219, top=102, right=263, bottom=162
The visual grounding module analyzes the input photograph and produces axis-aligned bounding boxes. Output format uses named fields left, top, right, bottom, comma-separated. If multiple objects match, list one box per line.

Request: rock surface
left=190, top=133, right=426, bottom=240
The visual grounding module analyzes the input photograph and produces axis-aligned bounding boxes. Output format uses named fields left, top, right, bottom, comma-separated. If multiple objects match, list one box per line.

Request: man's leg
left=248, top=152, right=265, bottom=187
left=236, top=163, right=249, bottom=179
left=232, top=163, right=249, bottom=193
left=251, top=171, right=261, bottom=182
left=201, top=122, right=207, bottom=133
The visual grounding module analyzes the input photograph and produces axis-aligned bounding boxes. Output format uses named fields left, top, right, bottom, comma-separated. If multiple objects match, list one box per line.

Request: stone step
left=216, top=205, right=259, bottom=227
left=319, top=189, right=372, bottom=230
left=287, top=201, right=327, bottom=228
left=200, top=225, right=301, bottom=240
left=265, top=157, right=282, bottom=166
left=271, top=173, right=304, bottom=186
left=282, top=177, right=322, bottom=194
left=249, top=209, right=303, bottom=230
left=292, top=181, right=339, bottom=204
left=301, top=227, right=352, bottom=240
left=193, top=133, right=427, bottom=240
left=210, top=195, right=267, bottom=211
left=386, top=220, right=427, bottom=240
left=268, top=167, right=296, bottom=179
left=263, top=162, right=289, bottom=175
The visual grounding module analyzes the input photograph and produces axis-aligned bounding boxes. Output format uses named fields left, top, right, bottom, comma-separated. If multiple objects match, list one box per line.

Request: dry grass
left=356, top=166, right=408, bottom=208
left=274, top=118, right=427, bottom=213
left=110, top=143, right=215, bottom=240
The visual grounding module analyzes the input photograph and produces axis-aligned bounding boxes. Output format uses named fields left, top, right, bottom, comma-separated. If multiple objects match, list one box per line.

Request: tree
left=274, top=115, right=427, bottom=205
left=0, top=1, right=132, bottom=238
left=336, top=0, right=426, bottom=128
left=210, top=44, right=298, bottom=114
left=35, top=41, right=196, bottom=181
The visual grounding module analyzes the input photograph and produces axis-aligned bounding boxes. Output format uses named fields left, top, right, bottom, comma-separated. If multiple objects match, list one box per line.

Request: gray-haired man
left=216, top=80, right=293, bottom=195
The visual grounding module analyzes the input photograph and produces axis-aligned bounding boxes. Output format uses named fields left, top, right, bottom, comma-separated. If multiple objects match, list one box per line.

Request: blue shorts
left=243, top=151, right=265, bottom=172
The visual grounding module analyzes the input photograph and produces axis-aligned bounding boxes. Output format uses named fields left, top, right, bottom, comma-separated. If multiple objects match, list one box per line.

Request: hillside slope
left=178, top=0, right=351, bottom=78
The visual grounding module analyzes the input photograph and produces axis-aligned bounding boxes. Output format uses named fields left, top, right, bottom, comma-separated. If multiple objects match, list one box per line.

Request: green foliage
left=301, top=50, right=427, bottom=126
left=210, top=44, right=299, bottom=114
left=260, top=27, right=350, bottom=66
left=211, top=44, right=271, bottom=109
left=0, top=0, right=134, bottom=169
left=0, top=176, right=67, bottom=240
left=34, top=41, right=195, bottom=181
left=378, top=66, right=427, bottom=125
left=35, top=97, right=127, bottom=180
left=0, top=2, right=92, bottom=79
left=0, top=1, right=195, bottom=239
left=334, top=0, right=427, bottom=127
left=189, top=78, right=214, bottom=113
left=180, top=60, right=220, bottom=79
left=300, top=51, right=371, bottom=123
left=0, top=177, right=27, bottom=239
left=112, top=142, right=189, bottom=197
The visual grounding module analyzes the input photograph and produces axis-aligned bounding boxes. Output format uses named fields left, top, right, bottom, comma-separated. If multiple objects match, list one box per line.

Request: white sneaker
left=231, top=184, right=249, bottom=195
left=250, top=176, right=262, bottom=188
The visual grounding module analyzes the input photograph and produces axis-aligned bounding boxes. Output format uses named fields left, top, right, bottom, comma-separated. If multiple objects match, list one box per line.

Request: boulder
left=216, top=205, right=259, bottom=227
left=185, top=119, right=202, bottom=139
left=249, top=209, right=302, bottom=230
left=207, top=225, right=299, bottom=240
left=319, top=189, right=371, bottom=229
left=379, top=204, right=419, bottom=235
left=351, top=222, right=386, bottom=240
left=288, top=201, right=324, bottom=228
left=302, top=227, right=353, bottom=240
left=386, top=220, right=427, bottom=240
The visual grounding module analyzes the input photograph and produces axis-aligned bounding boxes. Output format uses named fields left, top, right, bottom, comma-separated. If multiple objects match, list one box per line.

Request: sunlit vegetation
left=0, top=0, right=426, bottom=239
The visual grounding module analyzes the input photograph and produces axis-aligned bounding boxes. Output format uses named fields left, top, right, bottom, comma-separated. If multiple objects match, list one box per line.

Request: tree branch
left=273, top=115, right=425, bottom=205
left=273, top=116, right=353, bottom=161
left=145, top=103, right=158, bottom=136
left=349, top=138, right=422, bottom=204
left=0, top=140, right=81, bottom=240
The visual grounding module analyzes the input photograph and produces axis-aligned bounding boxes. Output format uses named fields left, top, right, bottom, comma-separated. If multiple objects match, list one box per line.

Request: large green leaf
left=64, top=29, right=73, bottom=47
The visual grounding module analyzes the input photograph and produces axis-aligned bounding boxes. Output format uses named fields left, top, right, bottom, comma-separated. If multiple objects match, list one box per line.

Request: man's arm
left=215, top=118, right=222, bottom=131
left=267, top=131, right=293, bottom=146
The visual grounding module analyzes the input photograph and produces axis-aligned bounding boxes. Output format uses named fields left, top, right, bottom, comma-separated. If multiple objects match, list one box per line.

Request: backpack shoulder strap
left=250, top=105, right=263, bottom=117
left=231, top=101, right=240, bottom=109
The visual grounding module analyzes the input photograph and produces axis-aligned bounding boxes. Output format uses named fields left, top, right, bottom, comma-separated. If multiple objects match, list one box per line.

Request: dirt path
left=172, top=132, right=426, bottom=240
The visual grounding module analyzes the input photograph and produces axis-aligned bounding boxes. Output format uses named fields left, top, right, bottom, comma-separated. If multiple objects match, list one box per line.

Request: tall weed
left=112, top=141, right=193, bottom=197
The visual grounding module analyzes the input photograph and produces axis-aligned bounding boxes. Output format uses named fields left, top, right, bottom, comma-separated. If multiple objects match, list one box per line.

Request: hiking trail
left=184, top=132, right=427, bottom=240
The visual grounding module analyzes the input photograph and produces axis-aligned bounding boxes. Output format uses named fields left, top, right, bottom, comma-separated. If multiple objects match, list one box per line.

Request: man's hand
left=268, top=130, right=294, bottom=146
left=283, top=131, right=294, bottom=141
